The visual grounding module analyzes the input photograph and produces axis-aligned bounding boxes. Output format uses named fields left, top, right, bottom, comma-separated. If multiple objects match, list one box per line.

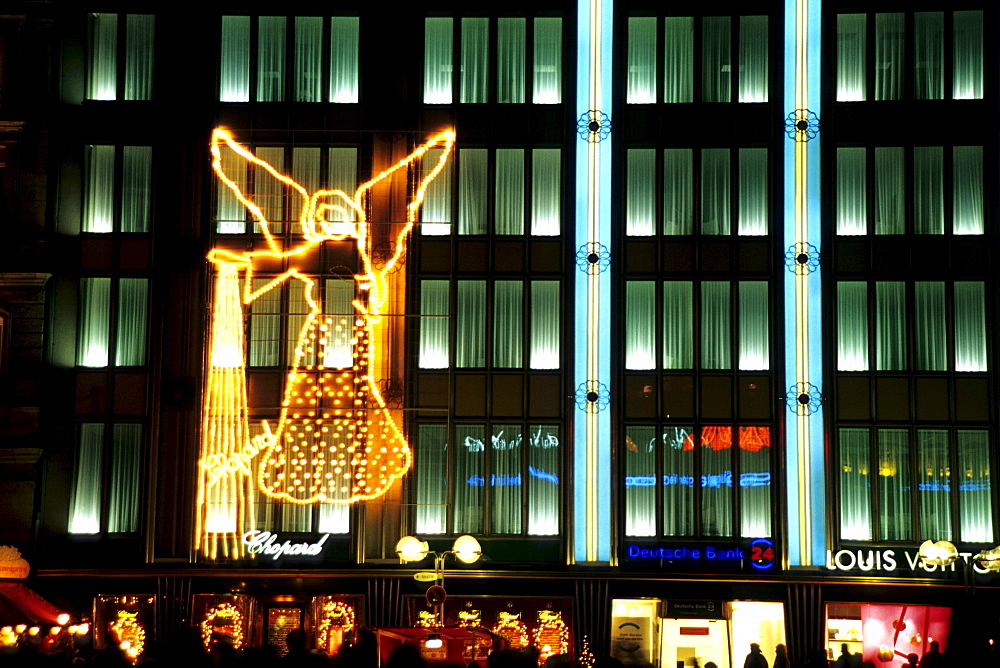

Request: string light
left=416, top=610, right=443, bottom=628
left=316, top=600, right=355, bottom=653
left=532, top=611, right=569, bottom=665
left=109, top=611, right=145, bottom=663
left=491, top=612, right=528, bottom=648
left=196, top=128, right=455, bottom=559
left=579, top=635, right=594, bottom=668
left=458, top=610, right=482, bottom=628
left=200, top=602, right=245, bottom=649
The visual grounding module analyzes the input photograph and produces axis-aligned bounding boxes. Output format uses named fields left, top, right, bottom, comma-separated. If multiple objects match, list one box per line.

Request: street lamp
left=395, top=534, right=483, bottom=625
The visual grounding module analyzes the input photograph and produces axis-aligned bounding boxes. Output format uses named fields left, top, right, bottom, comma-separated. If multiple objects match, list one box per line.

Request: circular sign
left=426, top=585, right=447, bottom=606
left=749, top=538, right=775, bottom=571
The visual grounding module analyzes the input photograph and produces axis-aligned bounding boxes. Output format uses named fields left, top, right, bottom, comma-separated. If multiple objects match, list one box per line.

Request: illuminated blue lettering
left=528, top=466, right=559, bottom=484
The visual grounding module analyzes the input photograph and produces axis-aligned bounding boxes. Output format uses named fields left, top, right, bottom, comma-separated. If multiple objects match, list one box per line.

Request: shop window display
left=826, top=604, right=950, bottom=666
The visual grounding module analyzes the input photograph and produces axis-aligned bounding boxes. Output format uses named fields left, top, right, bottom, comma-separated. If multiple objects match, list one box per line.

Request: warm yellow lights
left=109, top=611, right=145, bottom=662
left=491, top=612, right=529, bottom=649
left=452, top=534, right=483, bottom=564
left=533, top=611, right=569, bottom=665
left=201, top=602, right=245, bottom=649
left=395, top=536, right=430, bottom=562
left=56, top=614, right=70, bottom=626
left=196, top=128, right=455, bottom=559
left=316, top=601, right=355, bottom=654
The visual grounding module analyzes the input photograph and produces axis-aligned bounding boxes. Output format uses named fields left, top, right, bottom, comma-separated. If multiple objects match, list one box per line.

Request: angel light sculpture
left=196, top=127, right=456, bottom=558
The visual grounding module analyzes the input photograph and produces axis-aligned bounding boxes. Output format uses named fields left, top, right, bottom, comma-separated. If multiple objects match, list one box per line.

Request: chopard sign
left=242, top=531, right=330, bottom=560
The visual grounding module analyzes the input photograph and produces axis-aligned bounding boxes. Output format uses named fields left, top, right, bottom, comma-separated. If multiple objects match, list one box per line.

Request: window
left=414, top=423, right=561, bottom=536
left=624, top=425, right=773, bottom=538
left=76, top=277, right=149, bottom=368
left=423, top=17, right=563, bottom=104
left=419, top=279, right=562, bottom=370
left=68, top=423, right=142, bottom=534
left=836, top=281, right=987, bottom=372
left=220, top=16, right=359, bottom=103
left=87, top=13, right=154, bottom=101
left=421, top=147, right=562, bottom=236
left=626, top=15, right=769, bottom=104
left=626, top=148, right=769, bottom=236
left=625, top=281, right=770, bottom=371
left=836, top=11, right=983, bottom=102
left=836, top=146, right=983, bottom=235
left=83, top=145, right=152, bottom=233
left=838, top=427, right=993, bottom=543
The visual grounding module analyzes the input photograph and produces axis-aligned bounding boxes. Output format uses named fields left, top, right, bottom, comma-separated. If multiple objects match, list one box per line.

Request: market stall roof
left=0, top=582, right=66, bottom=625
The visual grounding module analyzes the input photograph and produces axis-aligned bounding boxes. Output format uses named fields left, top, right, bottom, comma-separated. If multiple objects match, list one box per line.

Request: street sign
left=413, top=572, right=437, bottom=582
left=426, top=585, right=447, bottom=606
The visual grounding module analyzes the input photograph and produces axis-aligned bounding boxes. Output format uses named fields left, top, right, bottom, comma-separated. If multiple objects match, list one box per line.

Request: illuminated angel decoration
left=196, top=128, right=456, bottom=558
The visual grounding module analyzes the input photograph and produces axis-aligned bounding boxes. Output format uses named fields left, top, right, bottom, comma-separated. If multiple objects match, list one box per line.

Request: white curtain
left=837, top=282, right=868, bottom=371
left=255, top=147, right=285, bottom=233
left=459, top=149, right=487, bottom=234
left=88, top=13, right=117, bottom=100
left=532, top=18, right=561, bottom=104
left=701, top=281, right=730, bottom=369
left=701, top=427, right=732, bottom=537
left=294, top=17, right=323, bottom=102
left=878, top=429, right=911, bottom=541
left=953, top=11, right=983, bottom=100
left=530, top=281, right=560, bottom=369
left=316, top=422, right=350, bottom=533
left=495, top=149, right=524, bottom=234
left=291, top=147, right=321, bottom=234
left=456, top=281, right=486, bottom=368
left=415, top=424, right=448, bottom=534
left=124, top=15, right=154, bottom=101
left=738, top=148, right=767, bottom=235
left=121, top=146, right=152, bottom=233
left=957, top=430, right=993, bottom=542
left=625, top=282, right=655, bottom=370
left=627, top=149, right=655, bottom=236
left=78, top=277, right=111, bottom=367
left=84, top=145, right=115, bottom=233
left=738, top=281, right=768, bottom=370
left=454, top=425, right=485, bottom=534
left=108, top=424, right=142, bottom=533
left=701, top=17, right=731, bottom=102
left=839, top=428, right=872, bottom=540
left=69, top=423, right=105, bottom=534
left=874, top=13, right=903, bottom=101
left=329, top=18, right=360, bottom=103
left=663, top=427, right=694, bottom=535
left=917, top=429, right=951, bottom=541
left=115, top=278, right=148, bottom=366
left=257, top=17, right=286, bottom=102
left=249, top=277, right=281, bottom=367
left=701, top=149, right=730, bottom=234
left=875, top=281, right=906, bottom=370
left=837, top=14, right=866, bottom=101
left=461, top=18, right=488, bottom=103
left=663, top=17, right=693, bottom=103
left=531, top=149, right=561, bottom=236
left=323, top=278, right=354, bottom=368
left=836, top=147, right=867, bottom=235
left=913, top=146, right=943, bottom=234
left=738, top=16, right=768, bottom=103
left=914, top=282, right=946, bottom=371
left=491, top=425, right=522, bottom=534
left=424, top=18, right=453, bottom=104
left=217, top=145, right=248, bottom=233
left=914, top=12, right=944, bottom=100
left=953, top=146, right=983, bottom=235
left=628, top=18, right=657, bottom=103
left=875, top=147, right=903, bottom=234
left=739, top=426, right=771, bottom=537
left=287, top=279, right=315, bottom=367
left=327, top=147, right=358, bottom=235
left=419, top=280, right=449, bottom=369
left=954, top=282, right=987, bottom=372
left=663, top=281, right=692, bottom=369
left=420, top=148, right=453, bottom=235
left=663, top=149, right=693, bottom=234
left=528, top=425, right=559, bottom=535
left=493, top=280, right=523, bottom=368
left=497, top=18, right=526, bottom=103
left=220, top=16, right=250, bottom=101
left=625, top=426, right=656, bottom=536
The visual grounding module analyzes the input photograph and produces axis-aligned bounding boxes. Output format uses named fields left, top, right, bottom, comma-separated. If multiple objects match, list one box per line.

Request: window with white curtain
left=77, top=277, right=148, bottom=368
left=87, top=13, right=154, bottom=101
left=837, top=14, right=866, bottom=101
left=875, top=13, right=903, bottom=101
left=423, top=17, right=563, bottom=104
left=69, top=423, right=142, bottom=535
left=914, top=12, right=944, bottom=100
left=838, top=427, right=994, bottom=544
left=84, top=145, right=152, bottom=233
left=953, top=11, right=983, bottom=100
left=624, top=425, right=773, bottom=538
left=836, top=148, right=867, bottom=235
left=220, top=16, right=359, bottom=103
left=419, top=280, right=450, bottom=369
left=414, top=423, right=560, bottom=536
left=627, top=18, right=657, bottom=103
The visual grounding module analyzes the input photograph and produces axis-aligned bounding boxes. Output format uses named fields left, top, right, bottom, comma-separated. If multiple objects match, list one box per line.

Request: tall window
left=838, top=428, right=993, bottom=543
left=626, top=148, right=769, bottom=236
left=87, top=13, right=155, bottom=101
left=414, top=423, right=561, bottom=536
left=68, top=423, right=142, bottom=534
left=83, top=145, right=152, bottom=233
left=220, top=16, right=359, bottom=103
left=626, top=15, right=769, bottom=104
left=423, top=17, right=563, bottom=104
left=76, top=278, right=149, bottom=368
left=624, top=425, right=773, bottom=538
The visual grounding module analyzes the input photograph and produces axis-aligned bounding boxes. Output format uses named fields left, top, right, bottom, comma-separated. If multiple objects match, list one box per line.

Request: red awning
left=0, top=582, right=66, bottom=625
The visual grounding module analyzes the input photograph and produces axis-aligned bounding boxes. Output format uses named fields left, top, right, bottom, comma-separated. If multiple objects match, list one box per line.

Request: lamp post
left=396, top=535, right=482, bottom=626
